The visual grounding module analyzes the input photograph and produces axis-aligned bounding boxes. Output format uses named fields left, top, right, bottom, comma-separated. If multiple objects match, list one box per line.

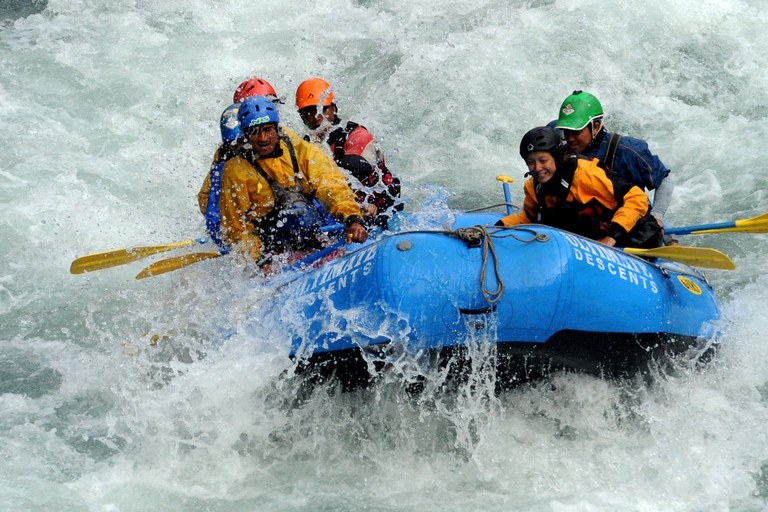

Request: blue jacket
left=583, top=131, right=670, bottom=191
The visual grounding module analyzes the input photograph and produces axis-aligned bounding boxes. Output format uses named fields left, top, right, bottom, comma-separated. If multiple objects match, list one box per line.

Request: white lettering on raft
left=295, top=245, right=377, bottom=296
left=562, top=232, right=659, bottom=294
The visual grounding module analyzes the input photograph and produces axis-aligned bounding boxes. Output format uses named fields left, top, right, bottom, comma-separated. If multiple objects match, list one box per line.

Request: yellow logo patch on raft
left=677, top=275, right=703, bottom=295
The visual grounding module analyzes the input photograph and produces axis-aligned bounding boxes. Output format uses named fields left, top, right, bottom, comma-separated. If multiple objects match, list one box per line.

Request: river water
left=2, top=0, right=768, bottom=510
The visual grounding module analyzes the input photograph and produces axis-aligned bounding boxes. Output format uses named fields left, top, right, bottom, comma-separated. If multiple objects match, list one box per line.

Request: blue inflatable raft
left=271, top=212, right=721, bottom=390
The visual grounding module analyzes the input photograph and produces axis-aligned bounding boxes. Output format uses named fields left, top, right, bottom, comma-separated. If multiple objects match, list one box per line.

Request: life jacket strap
left=604, top=132, right=623, bottom=172
left=248, top=137, right=305, bottom=194
left=326, top=120, right=360, bottom=163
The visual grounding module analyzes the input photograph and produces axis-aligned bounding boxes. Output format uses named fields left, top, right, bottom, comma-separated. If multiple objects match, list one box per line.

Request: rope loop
left=453, top=225, right=504, bottom=304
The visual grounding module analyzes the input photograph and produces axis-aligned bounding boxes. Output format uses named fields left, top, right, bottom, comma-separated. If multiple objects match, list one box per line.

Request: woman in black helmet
left=498, top=126, right=662, bottom=249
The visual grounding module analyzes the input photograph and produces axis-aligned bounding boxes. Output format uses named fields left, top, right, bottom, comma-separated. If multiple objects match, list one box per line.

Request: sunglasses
left=298, top=105, right=333, bottom=119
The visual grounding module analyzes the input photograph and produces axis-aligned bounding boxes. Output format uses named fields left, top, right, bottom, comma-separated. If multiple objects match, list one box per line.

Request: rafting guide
left=553, top=90, right=679, bottom=246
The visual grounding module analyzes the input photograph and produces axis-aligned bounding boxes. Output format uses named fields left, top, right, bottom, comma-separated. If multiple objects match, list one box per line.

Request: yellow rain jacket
left=215, top=129, right=362, bottom=260
left=198, top=127, right=301, bottom=216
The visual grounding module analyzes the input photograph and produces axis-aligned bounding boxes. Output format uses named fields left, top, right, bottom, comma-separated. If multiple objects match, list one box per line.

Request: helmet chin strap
left=585, top=119, right=603, bottom=153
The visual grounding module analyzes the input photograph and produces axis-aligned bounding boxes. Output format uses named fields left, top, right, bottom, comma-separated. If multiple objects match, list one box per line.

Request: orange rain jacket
left=498, top=155, right=654, bottom=244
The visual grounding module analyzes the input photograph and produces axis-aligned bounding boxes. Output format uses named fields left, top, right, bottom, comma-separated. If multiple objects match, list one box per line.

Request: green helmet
left=555, top=90, right=604, bottom=131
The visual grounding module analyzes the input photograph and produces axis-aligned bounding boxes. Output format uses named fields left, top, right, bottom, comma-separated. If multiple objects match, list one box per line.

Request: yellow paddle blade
left=691, top=212, right=768, bottom=234
left=135, top=251, right=222, bottom=280
left=623, top=246, right=736, bottom=270
left=70, top=240, right=196, bottom=274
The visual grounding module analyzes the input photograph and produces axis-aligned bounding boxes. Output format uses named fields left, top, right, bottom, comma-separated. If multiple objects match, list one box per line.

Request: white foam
left=2, top=0, right=768, bottom=509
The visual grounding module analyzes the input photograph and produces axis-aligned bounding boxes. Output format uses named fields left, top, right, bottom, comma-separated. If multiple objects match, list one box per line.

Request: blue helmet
left=237, top=96, right=280, bottom=132
left=219, top=104, right=241, bottom=142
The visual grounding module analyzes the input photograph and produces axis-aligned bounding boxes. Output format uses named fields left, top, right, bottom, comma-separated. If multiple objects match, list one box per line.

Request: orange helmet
left=233, top=78, right=277, bottom=104
left=295, top=78, right=334, bottom=110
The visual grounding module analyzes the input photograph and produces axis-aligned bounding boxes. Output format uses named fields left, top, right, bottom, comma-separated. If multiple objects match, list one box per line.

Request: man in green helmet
left=553, top=91, right=678, bottom=245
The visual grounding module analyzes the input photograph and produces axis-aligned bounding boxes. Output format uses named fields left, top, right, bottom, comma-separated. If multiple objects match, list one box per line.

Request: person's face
left=298, top=104, right=336, bottom=130
left=561, top=120, right=600, bottom=153
left=246, top=123, right=279, bottom=156
left=525, top=151, right=557, bottom=184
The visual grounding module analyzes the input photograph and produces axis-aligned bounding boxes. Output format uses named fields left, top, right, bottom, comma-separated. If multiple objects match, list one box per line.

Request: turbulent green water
left=2, top=0, right=768, bottom=510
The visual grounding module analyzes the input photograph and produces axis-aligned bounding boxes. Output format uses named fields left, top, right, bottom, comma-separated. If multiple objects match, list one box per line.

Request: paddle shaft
left=74, top=223, right=343, bottom=275
left=666, top=221, right=739, bottom=235
left=136, top=225, right=348, bottom=279
left=282, top=240, right=346, bottom=273
left=496, top=175, right=515, bottom=215
left=666, top=212, right=768, bottom=235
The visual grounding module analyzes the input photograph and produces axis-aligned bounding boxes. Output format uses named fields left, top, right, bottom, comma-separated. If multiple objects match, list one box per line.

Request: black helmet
left=519, top=126, right=567, bottom=162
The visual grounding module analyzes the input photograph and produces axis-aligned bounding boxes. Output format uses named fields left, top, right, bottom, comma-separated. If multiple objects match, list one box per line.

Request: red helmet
left=233, top=78, right=277, bottom=104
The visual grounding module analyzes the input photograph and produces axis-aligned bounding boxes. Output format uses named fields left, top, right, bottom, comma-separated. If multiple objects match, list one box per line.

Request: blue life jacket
left=204, top=160, right=229, bottom=253
left=582, top=131, right=670, bottom=191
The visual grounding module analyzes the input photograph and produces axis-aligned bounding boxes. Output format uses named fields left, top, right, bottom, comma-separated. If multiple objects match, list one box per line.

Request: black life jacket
left=327, top=120, right=361, bottom=164
left=306, top=120, right=403, bottom=229
left=533, top=153, right=614, bottom=240
left=302, top=120, right=360, bottom=164
left=533, top=152, right=661, bottom=248
left=322, top=120, right=397, bottom=189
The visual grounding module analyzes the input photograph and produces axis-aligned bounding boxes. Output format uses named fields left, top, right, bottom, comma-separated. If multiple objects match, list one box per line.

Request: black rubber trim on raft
left=290, top=329, right=712, bottom=393
left=458, top=305, right=497, bottom=315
